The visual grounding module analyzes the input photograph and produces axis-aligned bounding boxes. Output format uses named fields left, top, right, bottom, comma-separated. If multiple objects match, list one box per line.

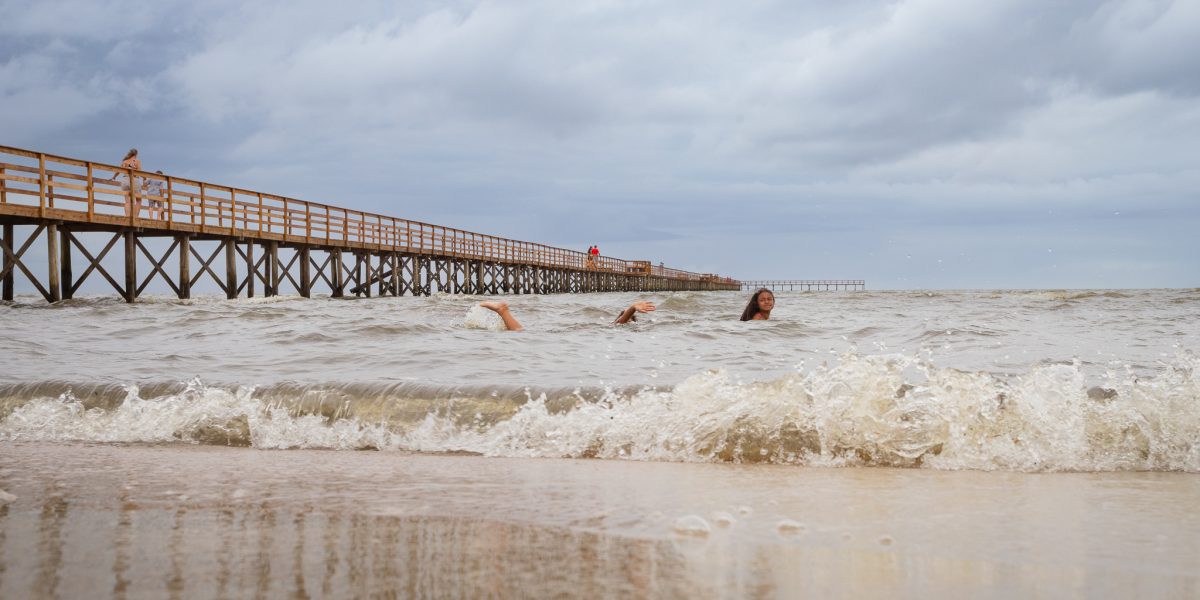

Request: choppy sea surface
left=2, top=289, right=1198, bottom=472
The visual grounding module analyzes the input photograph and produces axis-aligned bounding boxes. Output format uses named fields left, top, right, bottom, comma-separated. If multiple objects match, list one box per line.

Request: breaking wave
left=2, top=349, right=1197, bottom=473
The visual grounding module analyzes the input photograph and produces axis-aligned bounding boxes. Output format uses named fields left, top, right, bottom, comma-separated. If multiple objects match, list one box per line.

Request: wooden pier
left=741, top=280, right=865, bottom=292
left=0, top=145, right=740, bottom=303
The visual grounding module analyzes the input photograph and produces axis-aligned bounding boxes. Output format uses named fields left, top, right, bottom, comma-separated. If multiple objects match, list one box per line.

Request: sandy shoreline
left=1, top=442, right=1198, bottom=598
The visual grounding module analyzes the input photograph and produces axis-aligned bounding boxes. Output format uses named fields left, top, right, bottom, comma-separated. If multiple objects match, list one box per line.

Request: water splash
left=2, top=351, right=1197, bottom=472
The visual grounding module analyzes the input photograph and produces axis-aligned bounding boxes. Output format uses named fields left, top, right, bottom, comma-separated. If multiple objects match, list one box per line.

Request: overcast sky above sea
left=2, top=0, right=1197, bottom=289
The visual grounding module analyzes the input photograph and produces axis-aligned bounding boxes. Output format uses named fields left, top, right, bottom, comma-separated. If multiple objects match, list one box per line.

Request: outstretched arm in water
left=481, top=299, right=654, bottom=330
left=613, top=301, right=656, bottom=325
left=479, top=301, right=524, bottom=331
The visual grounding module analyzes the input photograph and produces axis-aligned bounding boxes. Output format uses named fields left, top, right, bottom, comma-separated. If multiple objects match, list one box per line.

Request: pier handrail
left=740, top=280, right=866, bottom=291
left=741, top=280, right=865, bottom=286
left=0, top=145, right=739, bottom=285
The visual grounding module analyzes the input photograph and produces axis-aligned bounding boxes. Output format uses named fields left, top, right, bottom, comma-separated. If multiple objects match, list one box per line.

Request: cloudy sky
left=2, top=0, right=1197, bottom=289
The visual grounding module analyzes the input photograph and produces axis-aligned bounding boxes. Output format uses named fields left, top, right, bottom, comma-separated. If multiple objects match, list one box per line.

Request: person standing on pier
left=112, top=148, right=142, bottom=216
left=739, top=288, right=774, bottom=321
left=142, top=171, right=166, bottom=219
left=113, top=148, right=141, bottom=189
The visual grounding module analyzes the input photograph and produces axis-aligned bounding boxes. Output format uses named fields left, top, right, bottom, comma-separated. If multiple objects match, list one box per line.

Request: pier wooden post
left=46, top=222, right=61, bottom=302
left=225, top=239, right=237, bottom=299
left=179, top=236, right=191, bottom=299
left=426, top=258, right=435, bottom=294
left=2, top=224, right=12, bottom=301
left=123, top=230, right=136, bottom=303
left=392, top=253, right=402, bottom=296
left=59, top=226, right=72, bottom=300
left=245, top=242, right=255, bottom=298
left=362, top=254, right=371, bottom=298
left=331, top=249, right=344, bottom=298
left=409, top=256, right=421, bottom=296
left=299, top=247, right=311, bottom=298
left=268, top=241, right=279, bottom=296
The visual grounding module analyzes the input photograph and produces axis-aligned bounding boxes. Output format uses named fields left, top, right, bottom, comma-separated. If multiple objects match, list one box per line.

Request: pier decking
left=0, top=145, right=740, bottom=303
left=741, top=280, right=865, bottom=292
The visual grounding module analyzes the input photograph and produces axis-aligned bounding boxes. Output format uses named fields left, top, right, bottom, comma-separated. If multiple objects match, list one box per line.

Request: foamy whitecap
left=461, top=304, right=508, bottom=331
left=2, top=350, right=1198, bottom=472
left=673, top=515, right=711, bottom=537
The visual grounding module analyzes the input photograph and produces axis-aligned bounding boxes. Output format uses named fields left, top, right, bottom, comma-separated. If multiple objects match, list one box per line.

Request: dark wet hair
left=123, top=148, right=138, bottom=160
left=740, top=288, right=774, bottom=321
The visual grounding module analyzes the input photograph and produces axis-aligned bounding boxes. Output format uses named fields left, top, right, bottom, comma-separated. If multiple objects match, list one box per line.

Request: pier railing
left=742, top=280, right=865, bottom=291
left=0, top=145, right=738, bottom=286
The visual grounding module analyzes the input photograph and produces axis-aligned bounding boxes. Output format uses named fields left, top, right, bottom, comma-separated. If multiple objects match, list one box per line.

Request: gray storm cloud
left=1, top=0, right=1196, bottom=288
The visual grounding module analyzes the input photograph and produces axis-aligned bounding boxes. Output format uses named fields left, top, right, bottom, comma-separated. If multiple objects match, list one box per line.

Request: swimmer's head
left=740, top=288, right=774, bottom=321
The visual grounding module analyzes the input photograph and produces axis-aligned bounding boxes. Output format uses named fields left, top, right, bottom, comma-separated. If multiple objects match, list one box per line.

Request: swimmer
left=739, top=288, right=774, bottom=321
left=478, top=301, right=524, bottom=331
left=478, top=300, right=657, bottom=332
left=613, top=300, right=656, bottom=324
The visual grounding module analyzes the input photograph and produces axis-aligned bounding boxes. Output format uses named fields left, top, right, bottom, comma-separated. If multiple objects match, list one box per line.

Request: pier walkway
left=742, top=280, right=865, bottom=292
left=0, top=145, right=740, bottom=303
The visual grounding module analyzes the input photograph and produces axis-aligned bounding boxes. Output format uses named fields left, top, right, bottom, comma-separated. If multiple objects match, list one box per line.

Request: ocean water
left=3, top=289, right=1200, bottom=597
left=1, top=288, right=1198, bottom=472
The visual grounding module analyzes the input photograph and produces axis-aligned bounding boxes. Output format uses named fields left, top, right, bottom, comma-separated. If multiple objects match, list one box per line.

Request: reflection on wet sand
left=12, top=507, right=703, bottom=597
left=35, top=490, right=66, bottom=598
left=1, top=442, right=1198, bottom=598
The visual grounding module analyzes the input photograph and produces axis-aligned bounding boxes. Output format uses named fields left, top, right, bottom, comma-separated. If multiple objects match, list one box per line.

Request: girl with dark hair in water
left=739, top=288, right=774, bottom=321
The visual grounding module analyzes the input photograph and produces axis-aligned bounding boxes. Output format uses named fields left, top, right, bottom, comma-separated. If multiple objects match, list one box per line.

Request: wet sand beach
left=1, top=442, right=1198, bottom=598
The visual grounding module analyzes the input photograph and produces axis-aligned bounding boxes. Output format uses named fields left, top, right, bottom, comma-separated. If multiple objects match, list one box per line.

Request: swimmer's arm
left=613, top=301, right=655, bottom=325
left=479, top=301, right=524, bottom=331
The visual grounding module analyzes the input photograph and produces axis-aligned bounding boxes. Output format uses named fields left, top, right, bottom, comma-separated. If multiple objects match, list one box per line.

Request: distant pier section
left=742, top=280, right=865, bottom=292
left=0, top=145, right=740, bottom=303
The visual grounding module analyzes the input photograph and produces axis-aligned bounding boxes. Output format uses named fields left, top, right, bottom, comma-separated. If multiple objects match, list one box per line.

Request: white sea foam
left=2, top=350, right=1197, bottom=472
left=461, top=304, right=508, bottom=331
left=673, top=515, right=711, bottom=537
